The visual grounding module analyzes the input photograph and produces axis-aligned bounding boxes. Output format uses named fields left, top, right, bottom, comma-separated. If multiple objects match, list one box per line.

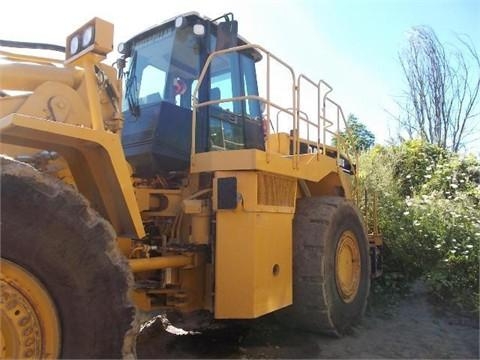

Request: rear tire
left=0, top=158, right=137, bottom=358
left=279, top=196, right=370, bottom=336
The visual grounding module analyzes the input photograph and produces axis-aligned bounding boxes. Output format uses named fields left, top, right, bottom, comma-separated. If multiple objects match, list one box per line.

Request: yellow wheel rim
left=335, top=231, right=361, bottom=303
left=0, top=259, right=60, bottom=359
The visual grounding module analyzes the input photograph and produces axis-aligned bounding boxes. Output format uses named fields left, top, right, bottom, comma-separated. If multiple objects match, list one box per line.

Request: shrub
left=391, top=139, right=448, bottom=197
left=359, top=140, right=479, bottom=315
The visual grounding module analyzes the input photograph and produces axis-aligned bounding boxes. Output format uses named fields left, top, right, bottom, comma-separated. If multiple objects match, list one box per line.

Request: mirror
left=216, top=20, right=238, bottom=51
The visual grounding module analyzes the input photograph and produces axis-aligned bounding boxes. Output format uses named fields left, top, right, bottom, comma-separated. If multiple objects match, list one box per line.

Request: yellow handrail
left=191, top=43, right=355, bottom=175
left=191, top=44, right=296, bottom=166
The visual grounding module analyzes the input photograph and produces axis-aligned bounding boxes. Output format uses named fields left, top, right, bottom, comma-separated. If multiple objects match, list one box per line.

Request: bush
left=359, top=140, right=479, bottom=315
left=392, top=139, right=448, bottom=197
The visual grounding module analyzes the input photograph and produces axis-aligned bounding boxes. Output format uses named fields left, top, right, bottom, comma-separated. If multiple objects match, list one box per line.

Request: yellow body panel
left=135, top=188, right=183, bottom=217
left=191, top=148, right=338, bottom=183
left=214, top=171, right=295, bottom=318
left=0, top=113, right=145, bottom=238
left=215, top=211, right=293, bottom=318
left=0, top=63, right=82, bottom=91
left=267, top=133, right=291, bottom=155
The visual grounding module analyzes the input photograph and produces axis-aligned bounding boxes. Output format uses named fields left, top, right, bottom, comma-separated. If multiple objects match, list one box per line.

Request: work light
left=65, top=18, right=113, bottom=63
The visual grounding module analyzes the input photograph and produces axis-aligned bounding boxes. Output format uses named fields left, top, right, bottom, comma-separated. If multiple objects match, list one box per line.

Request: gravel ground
left=136, top=282, right=479, bottom=359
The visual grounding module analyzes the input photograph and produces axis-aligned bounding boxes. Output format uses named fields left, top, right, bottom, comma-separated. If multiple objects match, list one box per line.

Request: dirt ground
left=136, top=282, right=479, bottom=359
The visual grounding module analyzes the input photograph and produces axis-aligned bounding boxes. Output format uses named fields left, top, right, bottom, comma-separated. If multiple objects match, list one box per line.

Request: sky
left=1, top=0, right=479, bottom=150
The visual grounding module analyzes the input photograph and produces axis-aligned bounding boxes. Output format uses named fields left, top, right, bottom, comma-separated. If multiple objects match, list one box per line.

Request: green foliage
left=391, top=139, right=448, bottom=197
left=422, top=154, right=480, bottom=200
left=360, top=139, right=480, bottom=316
left=334, top=114, right=375, bottom=153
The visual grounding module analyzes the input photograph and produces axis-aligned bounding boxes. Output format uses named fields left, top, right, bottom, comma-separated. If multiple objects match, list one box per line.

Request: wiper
left=125, top=50, right=140, bottom=117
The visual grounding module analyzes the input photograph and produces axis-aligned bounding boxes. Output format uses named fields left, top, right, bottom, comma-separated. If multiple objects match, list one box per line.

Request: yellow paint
left=215, top=211, right=293, bottom=318
left=306, top=171, right=353, bottom=198
left=178, top=252, right=207, bottom=312
left=335, top=231, right=361, bottom=303
left=0, top=259, right=60, bottom=359
left=0, top=113, right=145, bottom=239
left=116, top=237, right=133, bottom=257
left=214, top=171, right=295, bottom=318
left=129, top=254, right=193, bottom=273
left=77, top=55, right=105, bottom=130
left=192, top=149, right=338, bottom=183
left=0, top=63, right=82, bottom=92
left=130, top=289, right=151, bottom=312
left=267, top=133, right=291, bottom=155
left=190, top=214, right=209, bottom=245
left=135, top=188, right=183, bottom=217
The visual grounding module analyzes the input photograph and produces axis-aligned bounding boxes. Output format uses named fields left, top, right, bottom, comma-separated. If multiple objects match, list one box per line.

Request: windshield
left=124, top=24, right=201, bottom=115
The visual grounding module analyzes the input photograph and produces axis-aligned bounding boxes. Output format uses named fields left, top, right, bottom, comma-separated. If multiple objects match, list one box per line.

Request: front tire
left=0, top=158, right=137, bottom=358
left=279, top=196, right=370, bottom=336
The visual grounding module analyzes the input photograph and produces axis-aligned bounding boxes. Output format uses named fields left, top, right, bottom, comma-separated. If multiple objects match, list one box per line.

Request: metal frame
left=191, top=44, right=354, bottom=173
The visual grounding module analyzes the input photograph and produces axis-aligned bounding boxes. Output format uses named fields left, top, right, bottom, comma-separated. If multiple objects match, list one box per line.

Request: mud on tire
left=1, top=158, right=137, bottom=358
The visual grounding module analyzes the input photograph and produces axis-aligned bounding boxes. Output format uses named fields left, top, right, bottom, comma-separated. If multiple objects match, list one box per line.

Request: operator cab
left=119, top=13, right=264, bottom=177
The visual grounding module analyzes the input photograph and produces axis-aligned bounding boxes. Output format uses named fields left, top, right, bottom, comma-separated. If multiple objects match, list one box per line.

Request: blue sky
left=269, top=0, right=479, bottom=147
left=1, top=0, right=479, bottom=149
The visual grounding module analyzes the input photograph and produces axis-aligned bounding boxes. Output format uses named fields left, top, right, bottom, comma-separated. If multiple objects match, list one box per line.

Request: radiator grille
left=257, top=173, right=296, bottom=207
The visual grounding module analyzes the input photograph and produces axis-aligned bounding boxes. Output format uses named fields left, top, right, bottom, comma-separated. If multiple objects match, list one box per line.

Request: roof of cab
left=124, top=12, right=252, bottom=48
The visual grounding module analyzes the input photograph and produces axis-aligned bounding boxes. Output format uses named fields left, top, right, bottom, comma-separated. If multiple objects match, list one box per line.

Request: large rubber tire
left=0, top=158, right=137, bottom=358
left=279, top=196, right=370, bottom=336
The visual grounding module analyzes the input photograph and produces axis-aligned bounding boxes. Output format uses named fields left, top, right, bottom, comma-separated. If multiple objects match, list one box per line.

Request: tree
left=335, top=114, right=375, bottom=153
left=397, top=26, right=480, bottom=152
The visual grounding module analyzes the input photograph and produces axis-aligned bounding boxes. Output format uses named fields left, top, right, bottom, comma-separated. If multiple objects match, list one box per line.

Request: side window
left=139, top=65, right=166, bottom=105
left=240, top=55, right=261, bottom=118
left=211, top=71, right=233, bottom=112
left=209, top=54, right=243, bottom=150
left=207, top=52, right=262, bottom=152
left=210, top=54, right=239, bottom=112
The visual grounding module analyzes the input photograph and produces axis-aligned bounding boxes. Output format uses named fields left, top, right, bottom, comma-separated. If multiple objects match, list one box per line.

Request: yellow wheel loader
left=0, top=13, right=383, bottom=358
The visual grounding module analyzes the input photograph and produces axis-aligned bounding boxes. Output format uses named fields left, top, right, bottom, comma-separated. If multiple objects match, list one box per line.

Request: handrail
left=191, top=43, right=296, bottom=166
left=191, top=43, right=356, bottom=176
left=297, top=74, right=319, bottom=163
left=276, top=107, right=309, bottom=134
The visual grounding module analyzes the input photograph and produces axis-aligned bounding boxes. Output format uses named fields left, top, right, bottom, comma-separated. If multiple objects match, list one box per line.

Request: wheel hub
left=0, top=259, right=60, bottom=359
left=335, top=231, right=361, bottom=303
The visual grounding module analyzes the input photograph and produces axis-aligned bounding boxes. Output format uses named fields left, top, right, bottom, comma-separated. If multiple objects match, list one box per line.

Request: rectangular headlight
left=65, top=17, right=113, bottom=63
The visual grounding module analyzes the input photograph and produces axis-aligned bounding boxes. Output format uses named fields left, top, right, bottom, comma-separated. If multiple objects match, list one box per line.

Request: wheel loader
left=0, top=13, right=383, bottom=358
